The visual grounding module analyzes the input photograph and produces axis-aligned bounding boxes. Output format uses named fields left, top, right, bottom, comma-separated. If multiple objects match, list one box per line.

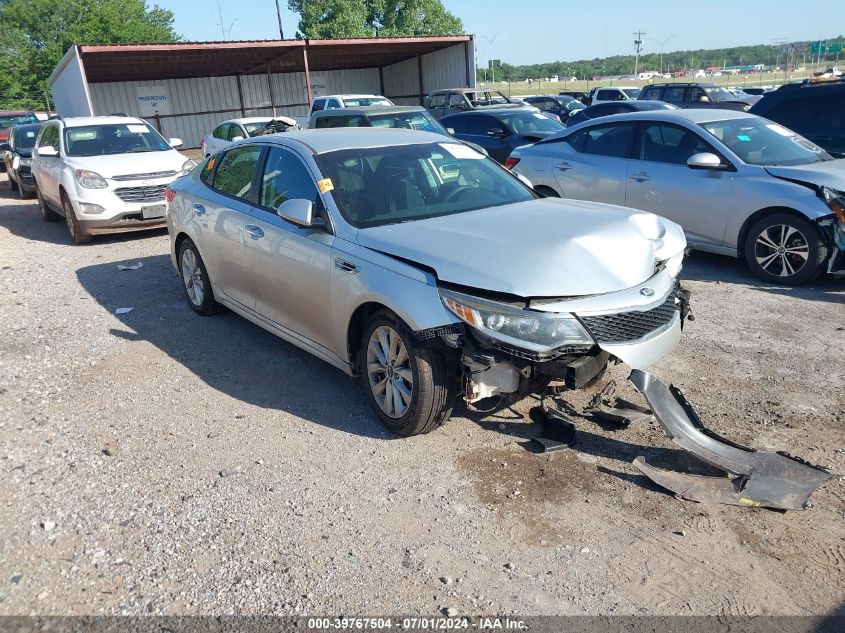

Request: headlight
left=180, top=159, right=197, bottom=176
left=821, top=186, right=845, bottom=223
left=19, top=156, right=32, bottom=167
left=75, top=169, right=107, bottom=189
left=439, top=289, right=594, bottom=354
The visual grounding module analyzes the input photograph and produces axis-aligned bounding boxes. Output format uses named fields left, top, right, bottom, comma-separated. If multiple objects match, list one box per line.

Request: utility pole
left=274, top=0, right=285, bottom=39
left=633, top=30, right=645, bottom=77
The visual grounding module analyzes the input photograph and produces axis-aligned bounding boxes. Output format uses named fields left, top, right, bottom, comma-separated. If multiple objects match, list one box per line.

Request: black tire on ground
left=62, top=193, right=91, bottom=244
left=177, top=238, right=221, bottom=316
left=37, top=188, right=60, bottom=222
left=743, top=212, right=828, bottom=286
left=20, top=186, right=36, bottom=200
left=534, top=185, right=560, bottom=198
left=9, top=174, right=18, bottom=191
left=360, top=312, right=456, bottom=437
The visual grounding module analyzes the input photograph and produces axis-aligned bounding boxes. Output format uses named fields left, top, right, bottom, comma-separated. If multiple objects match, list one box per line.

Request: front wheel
left=743, top=213, right=827, bottom=285
left=360, top=314, right=455, bottom=437
left=62, top=193, right=91, bottom=244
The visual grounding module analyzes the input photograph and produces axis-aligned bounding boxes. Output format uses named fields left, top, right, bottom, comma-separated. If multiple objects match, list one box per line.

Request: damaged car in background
left=165, top=129, right=834, bottom=510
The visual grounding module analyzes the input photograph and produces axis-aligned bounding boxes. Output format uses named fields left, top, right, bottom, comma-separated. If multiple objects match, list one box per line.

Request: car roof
left=440, top=107, right=536, bottom=119
left=223, top=117, right=274, bottom=125
left=597, top=86, right=638, bottom=90
left=322, top=94, right=387, bottom=99
left=254, top=128, right=449, bottom=154
left=565, top=108, right=756, bottom=130
left=0, top=110, right=35, bottom=115
left=587, top=100, right=674, bottom=109
left=313, top=106, right=425, bottom=116
left=60, top=116, right=147, bottom=127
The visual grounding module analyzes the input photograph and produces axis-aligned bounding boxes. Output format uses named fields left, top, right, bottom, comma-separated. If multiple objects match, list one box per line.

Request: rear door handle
left=630, top=172, right=651, bottom=182
left=244, top=224, right=264, bottom=239
left=556, top=161, right=573, bottom=171
left=192, top=203, right=206, bottom=215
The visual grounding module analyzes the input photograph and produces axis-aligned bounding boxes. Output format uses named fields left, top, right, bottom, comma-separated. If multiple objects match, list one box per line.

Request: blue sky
left=155, top=0, right=844, bottom=66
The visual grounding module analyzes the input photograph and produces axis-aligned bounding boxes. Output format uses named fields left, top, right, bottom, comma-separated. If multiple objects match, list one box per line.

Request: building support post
left=379, top=66, right=385, bottom=97
left=267, top=68, right=277, bottom=116
left=417, top=55, right=424, bottom=105
left=236, top=74, right=246, bottom=117
left=303, top=45, right=314, bottom=105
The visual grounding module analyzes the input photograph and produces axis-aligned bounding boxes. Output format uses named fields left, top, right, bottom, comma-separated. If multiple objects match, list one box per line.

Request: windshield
left=622, top=88, right=641, bottom=98
left=703, top=86, right=736, bottom=102
left=244, top=121, right=272, bottom=136
left=0, top=113, right=38, bottom=129
left=64, top=123, right=171, bottom=157
left=316, top=142, right=535, bottom=229
left=467, top=91, right=509, bottom=105
left=701, top=118, right=833, bottom=166
left=342, top=97, right=392, bottom=107
left=556, top=96, right=585, bottom=111
left=368, top=111, right=449, bottom=135
left=14, top=125, right=41, bottom=149
left=499, top=111, right=565, bottom=134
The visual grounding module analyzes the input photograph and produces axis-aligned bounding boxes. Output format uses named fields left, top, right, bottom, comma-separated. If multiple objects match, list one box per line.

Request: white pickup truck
left=293, top=94, right=394, bottom=128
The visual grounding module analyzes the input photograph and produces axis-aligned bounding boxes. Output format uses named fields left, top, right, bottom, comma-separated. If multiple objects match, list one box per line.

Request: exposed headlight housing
left=180, top=159, right=197, bottom=176
left=821, top=186, right=845, bottom=223
left=75, top=169, right=108, bottom=189
left=439, top=289, right=594, bottom=355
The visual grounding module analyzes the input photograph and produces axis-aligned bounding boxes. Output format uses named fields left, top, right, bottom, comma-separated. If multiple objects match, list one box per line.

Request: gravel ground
left=1, top=174, right=844, bottom=617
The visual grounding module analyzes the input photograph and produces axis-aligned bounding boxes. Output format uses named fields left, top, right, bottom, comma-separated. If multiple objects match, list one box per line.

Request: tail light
left=164, top=188, right=176, bottom=203
left=504, top=157, right=520, bottom=171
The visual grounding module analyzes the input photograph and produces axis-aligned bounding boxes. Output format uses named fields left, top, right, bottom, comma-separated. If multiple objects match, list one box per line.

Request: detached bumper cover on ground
left=629, top=370, right=836, bottom=510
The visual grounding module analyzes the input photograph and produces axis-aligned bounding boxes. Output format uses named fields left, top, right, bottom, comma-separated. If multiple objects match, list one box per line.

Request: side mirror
left=446, top=127, right=455, bottom=135
left=277, top=198, right=325, bottom=228
left=229, top=136, right=244, bottom=142
left=168, top=137, right=184, bottom=148
left=687, top=152, right=724, bottom=170
left=0, top=142, right=10, bottom=152
left=37, top=146, right=58, bottom=157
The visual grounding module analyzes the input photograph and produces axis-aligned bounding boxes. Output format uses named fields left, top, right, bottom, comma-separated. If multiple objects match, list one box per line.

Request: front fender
left=331, top=240, right=459, bottom=363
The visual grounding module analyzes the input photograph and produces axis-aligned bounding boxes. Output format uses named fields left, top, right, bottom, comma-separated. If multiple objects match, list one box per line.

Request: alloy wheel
left=181, top=247, right=205, bottom=306
left=753, top=224, right=810, bottom=278
left=366, top=325, right=414, bottom=419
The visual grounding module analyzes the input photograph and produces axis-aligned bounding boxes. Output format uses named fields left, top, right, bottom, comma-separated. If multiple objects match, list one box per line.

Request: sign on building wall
left=136, top=86, right=172, bottom=116
left=307, top=72, right=329, bottom=97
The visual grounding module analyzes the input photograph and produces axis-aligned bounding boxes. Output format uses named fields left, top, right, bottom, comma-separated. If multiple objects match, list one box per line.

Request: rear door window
left=639, top=86, right=662, bottom=100
left=664, top=87, right=686, bottom=104
left=449, top=93, right=468, bottom=111
left=211, top=145, right=263, bottom=200
left=596, top=89, right=618, bottom=101
left=569, top=123, right=635, bottom=158
left=443, top=115, right=469, bottom=134
left=311, top=98, right=327, bottom=112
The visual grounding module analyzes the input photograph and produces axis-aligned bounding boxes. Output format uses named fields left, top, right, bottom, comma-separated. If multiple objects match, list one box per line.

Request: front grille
left=580, top=289, right=679, bottom=344
left=112, top=170, right=177, bottom=181
left=114, top=185, right=167, bottom=203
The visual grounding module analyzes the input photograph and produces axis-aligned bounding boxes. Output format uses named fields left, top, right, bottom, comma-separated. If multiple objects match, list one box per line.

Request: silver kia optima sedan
left=508, top=109, right=845, bottom=285
left=165, top=129, right=688, bottom=436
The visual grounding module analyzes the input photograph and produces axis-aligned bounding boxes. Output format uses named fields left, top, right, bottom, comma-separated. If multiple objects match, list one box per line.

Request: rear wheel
left=360, top=313, right=455, bottom=437
left=743, top=213, right=827, bottom=286
left=62, top=193, right=91, bottom=244
left=178, top=238, right=221, bottom=315
left=37, top=188, right=60, bottom=222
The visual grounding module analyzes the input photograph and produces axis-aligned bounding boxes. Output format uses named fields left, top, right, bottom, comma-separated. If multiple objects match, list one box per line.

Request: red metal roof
left=77, top=36, right=472, bottom=83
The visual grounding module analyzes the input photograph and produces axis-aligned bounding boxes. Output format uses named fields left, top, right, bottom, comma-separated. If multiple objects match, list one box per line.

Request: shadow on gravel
left=0, top=186, right=169, bottom=247
left=683, top=250, right=845, bottom=306
left=76, top=254, right=390, bottom=440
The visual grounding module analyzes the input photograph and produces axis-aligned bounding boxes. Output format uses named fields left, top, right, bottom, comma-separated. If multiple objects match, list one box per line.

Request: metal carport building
left=48, top=36, right=475, bottom=148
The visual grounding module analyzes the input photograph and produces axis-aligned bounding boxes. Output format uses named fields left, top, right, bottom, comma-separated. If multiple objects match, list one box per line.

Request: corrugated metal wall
left=86, top=45, right=469, bottom=148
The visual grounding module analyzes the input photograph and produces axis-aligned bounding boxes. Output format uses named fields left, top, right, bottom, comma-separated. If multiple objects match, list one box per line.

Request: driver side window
left=259, top=147, right=322, bottom=218
left=638, top=124, right=715, bottom=165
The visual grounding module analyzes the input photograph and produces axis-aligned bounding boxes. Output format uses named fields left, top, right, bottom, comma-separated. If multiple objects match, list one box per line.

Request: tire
left=534, top=185, right=560, bottom=198
left=9, top=174, right=18, bottom=192
left=743, top=212, right=828, bottom=286
left=21, top=186, right=35, bottom=200
left=360, top=312, right=456, bottom=437
left=61, top=193, right=91, bottom=244
left=37, top=188, right=60, bottom=222
left=178, top=238, right=221, bottom=316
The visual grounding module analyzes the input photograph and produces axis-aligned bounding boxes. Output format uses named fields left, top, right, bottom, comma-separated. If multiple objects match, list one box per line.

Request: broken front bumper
left=629, top=370, right=836, bottom=510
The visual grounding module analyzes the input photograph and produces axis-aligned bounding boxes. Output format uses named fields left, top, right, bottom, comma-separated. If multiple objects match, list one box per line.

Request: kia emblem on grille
left=640, top=288, right=655, bottom=297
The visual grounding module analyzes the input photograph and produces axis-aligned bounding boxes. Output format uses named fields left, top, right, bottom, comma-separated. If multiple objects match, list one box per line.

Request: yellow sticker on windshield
left=318, top=178, right=334, bottom=194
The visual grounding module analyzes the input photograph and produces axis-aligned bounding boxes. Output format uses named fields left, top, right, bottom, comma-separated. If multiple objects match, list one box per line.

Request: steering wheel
left=443, top=185, right=478, bottom=204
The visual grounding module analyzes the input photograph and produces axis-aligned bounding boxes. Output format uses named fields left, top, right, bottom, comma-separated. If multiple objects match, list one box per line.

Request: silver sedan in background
left=166, top=129, right=689, bottom=437
left=508, top=110, right=845, bottom=285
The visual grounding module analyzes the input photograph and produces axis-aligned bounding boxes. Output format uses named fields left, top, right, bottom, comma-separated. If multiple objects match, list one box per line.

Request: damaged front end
left=433, top=267, right=691, bottom=406
left=819, top=187, right=845, bottom=275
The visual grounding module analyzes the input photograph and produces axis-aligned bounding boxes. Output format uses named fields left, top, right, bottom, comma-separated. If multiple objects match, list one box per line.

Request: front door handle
left=192, top=203, right=206, bottom=215
left=556, top=161, right=573, bottom=171
left=244, top=224, right=264, bottom=239
left=629, top=172, right=651, bottom=182
left=334, top=257, right=359, bottom=274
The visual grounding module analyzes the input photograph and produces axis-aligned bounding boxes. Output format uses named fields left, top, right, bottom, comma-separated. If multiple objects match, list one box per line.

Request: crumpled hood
left=765, top=159, right=845, bottom=192
left=66, top=149, right=186, bottom=179
left=356, top=198, right=687, bottom=297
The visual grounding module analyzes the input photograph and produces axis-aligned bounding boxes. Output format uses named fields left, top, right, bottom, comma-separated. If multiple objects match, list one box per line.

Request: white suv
left=590, top=86, right=641, bottom=105
left=32, top=116, right=195, bottom=244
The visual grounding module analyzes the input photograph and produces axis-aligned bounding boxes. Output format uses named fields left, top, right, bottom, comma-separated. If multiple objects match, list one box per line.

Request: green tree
left=288, top=0, right=463, bottom=39
left=0, top=0, right=180, bottom=109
